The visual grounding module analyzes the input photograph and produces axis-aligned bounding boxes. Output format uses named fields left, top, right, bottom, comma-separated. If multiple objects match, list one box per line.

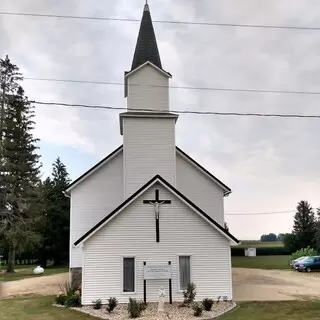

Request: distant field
left=232, top=255, right=291, bottom=269
left=235, top=241, right=284, bottom=249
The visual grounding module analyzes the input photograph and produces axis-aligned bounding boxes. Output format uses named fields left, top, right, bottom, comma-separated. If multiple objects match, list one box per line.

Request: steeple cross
left=143, top=189, right=171, bottom=243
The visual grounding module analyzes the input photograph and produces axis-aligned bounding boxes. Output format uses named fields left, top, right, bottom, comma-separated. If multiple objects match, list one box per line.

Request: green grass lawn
left=0, top=265, right=68, bottom=282
left=1, top=297, right=320, bottom=320
left=222, top=301, right=320, bottom=320
left=232, top=255, right=291, bottom=269
left=0, top=296, right=95, bottom=320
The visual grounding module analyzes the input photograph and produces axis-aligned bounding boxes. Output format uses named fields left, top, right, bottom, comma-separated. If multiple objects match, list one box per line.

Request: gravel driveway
left=1, top=269, right=320, bottom=301
left=233, top=268, right=320, bottom=301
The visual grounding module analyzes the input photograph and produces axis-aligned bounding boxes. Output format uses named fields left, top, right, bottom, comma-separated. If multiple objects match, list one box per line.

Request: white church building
left=65, top=2, right=239, bottom=306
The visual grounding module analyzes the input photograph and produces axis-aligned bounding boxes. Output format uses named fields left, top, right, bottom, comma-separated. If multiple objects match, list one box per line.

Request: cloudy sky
left=1, top=0, right=320, bottom=239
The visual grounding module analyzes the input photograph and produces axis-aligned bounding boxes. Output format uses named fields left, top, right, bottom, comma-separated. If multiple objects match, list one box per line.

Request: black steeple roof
left=131, top=3, right=162, bottom=71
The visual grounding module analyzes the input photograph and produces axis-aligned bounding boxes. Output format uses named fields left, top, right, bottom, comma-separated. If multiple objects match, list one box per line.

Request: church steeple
left=131, top=2, right=162, bottom=71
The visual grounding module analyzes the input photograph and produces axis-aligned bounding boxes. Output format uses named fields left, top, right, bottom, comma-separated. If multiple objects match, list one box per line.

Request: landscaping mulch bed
left=69, top=301, right=237, bottom=320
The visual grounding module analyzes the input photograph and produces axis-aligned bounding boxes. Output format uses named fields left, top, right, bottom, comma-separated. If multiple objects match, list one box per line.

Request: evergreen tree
left=0, top=55, right=41, bottom=272
left=38, top=158, right=70, bottom=266
left=36, top=177, right=55, bottom=268
left=51, top=157, right=70, bottom=265
left=292, top=200, right=317, bottom=250
left=314, top=207, right=320, bottom=252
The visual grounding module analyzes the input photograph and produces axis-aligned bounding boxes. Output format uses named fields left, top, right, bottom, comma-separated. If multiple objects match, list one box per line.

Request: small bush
left=127, top=298, right=146, bottom=318
left=65, top=293, right=81, bottom=308
left=55, top=293, right=67, bottom=305
left=59, top=281, right=78, bottom=296
left=182, top=282, right=197, bottom=305
left=290, top=247, right=318, bottom=261
left=107, top=297, right=118, bottom=313
left=92, top=299, right=102, bottom=310
left=138, top=300, right=147, bottom=312
left=202, top=298, right=214, bottom=311
left=192, top=302, right=203, bottom=317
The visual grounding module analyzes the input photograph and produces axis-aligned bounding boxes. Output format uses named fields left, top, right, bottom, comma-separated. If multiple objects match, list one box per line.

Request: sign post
left=143, top=262, right=172, bottom=304
left=168, top=261, right=172, bottom=304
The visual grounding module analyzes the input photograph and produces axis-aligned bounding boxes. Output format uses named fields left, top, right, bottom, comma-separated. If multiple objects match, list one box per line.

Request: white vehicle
left=290, top=256, right=307, bottom=269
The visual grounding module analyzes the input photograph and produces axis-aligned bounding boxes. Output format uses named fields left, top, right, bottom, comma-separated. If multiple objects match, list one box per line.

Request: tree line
left=260, top=201, right=320, bottom=253
left=260, top=233, right=289, bottom=242
left=0, top=55, right=70, bottom=272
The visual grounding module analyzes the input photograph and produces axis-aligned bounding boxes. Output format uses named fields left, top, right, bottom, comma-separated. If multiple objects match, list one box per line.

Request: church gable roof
left=73, top=174, right=239, bottom=247
left=131, top=3, right=162, bottom=72
left=64, top=145, right=231, bottom=195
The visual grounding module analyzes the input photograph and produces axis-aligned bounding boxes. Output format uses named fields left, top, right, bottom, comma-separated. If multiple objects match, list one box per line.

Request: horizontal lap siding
left=82, top=184, right=232, bottom=305
left=70, top=152, right=124, bottom=268
left=176, top=153, right=224, bottom=226
left=123, top=118, right=176, bottom=197
left=127, top=65, right=169, bottom=112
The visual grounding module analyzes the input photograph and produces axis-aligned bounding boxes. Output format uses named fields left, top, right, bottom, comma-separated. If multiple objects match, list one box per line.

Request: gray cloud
left=1, top=0, right=320, bottom=238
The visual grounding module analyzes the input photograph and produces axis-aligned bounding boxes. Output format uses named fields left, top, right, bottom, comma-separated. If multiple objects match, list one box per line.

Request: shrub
left=138, top=300, right=147, bottom=312
left=92, top=299, right=102, bottom=310
left=290, top=247, right=318, bottom=261
left=202, top=298, right=214, bottom=311
left=107, top=297, right=118, bottom=313
left=183, top=282, right=197, bottom=305
left=192, top=302, right=203, bottom=317
left=59, top=281, right=77, bottom=296
left=127, top=298, right=140, bottom=318
left=55, top=293, right=67, bottom=306
left=65, top=293, right=81, bottom=308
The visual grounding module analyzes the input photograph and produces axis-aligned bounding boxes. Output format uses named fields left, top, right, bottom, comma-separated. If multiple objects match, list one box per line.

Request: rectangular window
left=179, top=256, right=191, bottom=290
left=123, top=257, right=135, bottom=292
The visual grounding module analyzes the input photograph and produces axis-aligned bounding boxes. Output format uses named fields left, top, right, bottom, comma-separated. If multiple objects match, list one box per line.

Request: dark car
left=296, top=256, right=320, bottom=272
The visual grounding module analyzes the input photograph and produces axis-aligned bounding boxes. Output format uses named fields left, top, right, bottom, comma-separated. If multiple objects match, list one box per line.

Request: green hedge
left=231, top=246, right=291, bottom=256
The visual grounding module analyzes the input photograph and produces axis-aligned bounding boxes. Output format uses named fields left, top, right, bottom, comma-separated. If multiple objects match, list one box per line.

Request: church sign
left=143, top=261, right=172, bottom=304
left=144, top=265, right=172, bottom=280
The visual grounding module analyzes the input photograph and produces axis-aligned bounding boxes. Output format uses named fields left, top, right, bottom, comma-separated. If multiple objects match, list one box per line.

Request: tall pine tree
left=293, top=200, right=317, bottom=250
left=0, top=55, right=41, bottom=272
left=314, top=207, right=320, bottom=252
left=38, top=158, right=70, bottom=266
left=51, top=157, right=70, bottom=265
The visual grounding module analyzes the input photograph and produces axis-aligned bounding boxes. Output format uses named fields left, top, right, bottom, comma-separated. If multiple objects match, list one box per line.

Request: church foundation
left=70, top=267, right=82, bottom=290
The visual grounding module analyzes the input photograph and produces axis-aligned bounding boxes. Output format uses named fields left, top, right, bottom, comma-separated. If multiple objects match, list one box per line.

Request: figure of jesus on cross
left=143, top=189, right=171, bottom=243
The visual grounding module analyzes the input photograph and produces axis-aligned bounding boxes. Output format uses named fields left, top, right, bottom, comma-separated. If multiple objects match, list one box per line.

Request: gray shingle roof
left=131, top=4, right=162, bottom=71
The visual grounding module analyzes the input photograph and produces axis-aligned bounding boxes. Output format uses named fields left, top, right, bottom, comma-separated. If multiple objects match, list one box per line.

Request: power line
left=1, top=11, right=320, bottom=31
left=225, top=210, right=295, bottom=216
left=31, top=101, right=320, bottom=119
left=24, top=77, right=320, bottom=96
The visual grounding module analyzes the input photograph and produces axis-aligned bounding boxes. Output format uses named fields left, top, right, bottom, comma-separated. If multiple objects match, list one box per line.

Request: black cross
left=143, top=189, right=171, bottom=242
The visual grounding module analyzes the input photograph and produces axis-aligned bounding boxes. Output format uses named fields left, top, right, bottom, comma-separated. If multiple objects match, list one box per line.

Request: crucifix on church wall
left=143, top=189, right=171, bottom=242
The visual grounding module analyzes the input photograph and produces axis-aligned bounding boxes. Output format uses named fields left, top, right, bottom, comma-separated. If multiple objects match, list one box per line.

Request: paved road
left=2, top=268, right=320, bottom=301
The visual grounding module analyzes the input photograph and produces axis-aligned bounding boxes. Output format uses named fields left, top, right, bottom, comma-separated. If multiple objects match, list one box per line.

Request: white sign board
left=144, top=265, right=172, bottom=280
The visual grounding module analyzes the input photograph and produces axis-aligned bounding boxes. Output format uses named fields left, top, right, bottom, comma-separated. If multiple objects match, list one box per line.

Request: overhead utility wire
left=30, top=101, right=320, bottom=119
left=1, top=11, right=320, bottom=31
left=24, top=77, right=320, bottom=96
left=225, top=210, right=295, bottom=216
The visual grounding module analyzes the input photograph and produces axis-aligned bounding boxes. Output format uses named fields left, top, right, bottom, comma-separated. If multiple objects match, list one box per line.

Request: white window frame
left=177, top=255, right=192, bottom=292
left=121, top=256, right=136, bottom=295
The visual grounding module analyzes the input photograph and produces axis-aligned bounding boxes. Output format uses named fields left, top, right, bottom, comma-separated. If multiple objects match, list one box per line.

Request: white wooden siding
left=176, top=153, right=225, bottom=225
left=82, top=183, right=232, bottom=305
left=123, top=118, right=176, bottom=197
left=70, top=152, right=124, bottom=268
left=127, top=65, right=169, bottom=112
